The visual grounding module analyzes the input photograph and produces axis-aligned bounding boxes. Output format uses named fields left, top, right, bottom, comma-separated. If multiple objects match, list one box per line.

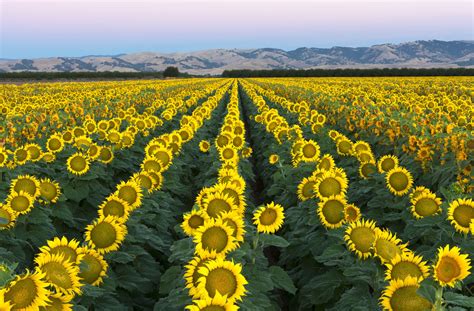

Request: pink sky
left=1, top=0, right=472, bottom=58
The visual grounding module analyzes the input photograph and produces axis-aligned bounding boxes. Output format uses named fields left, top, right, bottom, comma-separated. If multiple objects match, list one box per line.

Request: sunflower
left=39, top=178, right=61, bottom=204
left=66, top=153, right=90, bottom=176
left=352, top=141, right=371, bottom=155
left=185, top=291, right=238, bottom=311
left=378, top=155, right=399, bottom=174
left=299, top=140, right=320, bottom=162
left=253, top=202, right=285, bottom=234
left=11, top=175, right=41, bottom=198
left=3, top=271, right=51, bottom=310
left=98, top=146, right=114, bottom=164
left=297, top=176, right=319, bottom=201
left=410, top=192, right=442, bottom=219
left=40, top=292, right=73, bottom=311
left=98, top=195, right=131, bottom=221
left=182, top=209, right=209, bottom=237
left=357, top=151, right=375, bottom=164
left=317, top=154, right=335, bottom=171
left=212, top=183, right=245, bottom=212
left=26, top=144, right=42, bottom=162
left=373, top=229, right=409, bottom=264
left=84, top=216, right=127, bottom=254
left=386, top=167, right=413, bottom=196
left=0, top=204, right=17, bottom=230
left=77, top=247, right=108, bottom=286
left=152, top=147, right=173, bottom=170
left=317, top=195, right=347, bottom=229
left=41, top=152, right=56, bottom=163
left=196, top=257, right=247, bottom=303
left=269, top=154, right=279, bottom=165
left=359, top=161, right=377, bottom=179
left=384, top=252, right=430, bottom=281
left=194, top=218, right=237, bottom=258
left=115, top=180, right=142, bottom=210
left=141, top=156, right=163, bottom=174
left=409, top=186, right=431, bottom=202
left=199, top=140, right=211, bottom=153
left=218, top=145, right=238, bottom=163
left=344, top=219, right=378, bottom=259
left=39, top=237, right=81, bottom=264
left=6, top=191, right=34, bottom=215
left=447, top=198, right=474, bottom=234
left=47, top=135, right=65, bottom=153
left=336, top=138, right=353, bottom=156
left=0, top=289, right=13, bottom=310
left=0, top=149, right=8, bottom=167
left=74, top=136, right=92, bottom=151
left=35, top=253, right=82, bottom=296
left=380, top=277, right=432, bottom=311
left=14, top=147, right=30, bottom=165
left=241, top=147, right=252, bottom=158
left=433, top=245, right=472, bottom=287
left=202, top=192, right=235, bottom=219
left=313, top=171, right=348, bottom=200
left=344, top=204, right=361, bottom=223
left=184, top=255, right=218, bottom=299
left=220, top=211, right=245, bottom=242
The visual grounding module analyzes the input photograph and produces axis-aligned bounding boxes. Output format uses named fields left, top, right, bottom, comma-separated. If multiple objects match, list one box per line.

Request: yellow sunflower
left=269, top=154, right=279, bottom=165
left=336, top=138, right=353, bottom=156
left=409, top=186, right=431, bottom=202
left=385, top=252, right=430, bottom=281
left=199, top=140, right=211, bottom=153
left=0, top=289, right=13, bottom=310
left=184, top=254, right=218, bottom=298
left=253, top=202, right=285, bottom=234
left=359, top=161, right=377, bottom=179
left=39, top=237, right=81, bottom=264
left=182, top=209, right=210, bottom=237
left=98, top=146, right=114, bottom=164
left=77, top=247, right=108, bottom=286
left=378, top=155, right=399, bottom=174
left=0, top=204, right=17, bottom=230
left=132, top=171, right=156, bottom=193
left=218, top=145, right=238, bottom=163
left=115, top=180, right=142, bottom=210
left=447, top=198, right=474, bottom=234
left=3, top=271, right=51, bottom=310
left=433, top=245, right=472, bottom=287
left=380, top=277, right=432, bottom=311
left=40, top=292, right=73, bottom=310
left=41, top=152, right=56, bottom=163
left=196, top=257, right=247, bottom=303
left=212, top=183, right=245, bottom=212
left=84, top=216, right=127, bottom=254
left=6, top=191, right=35, bottom=215
left=202, top=192, right=236, bottom=219
left=386, top=167, right=413, bottom=196
left=194, top=218, right=237, bottom=258
left=39, top=178, right=61, bottom=204
left=317, top=195, right=347, bottom=229
left=26, top=144, right=43, bottom=162
left=297, top=176, right=319, bottom=201
left=47, top=135, right=65, bottom=153
left=410, top=192, right=442, bottom=219
left=344, top=204, right=361, bottom=223
left=98, top=195, right=131, bottom=221
left=0, top=149, right=8, bottom=167
left=299, top=140, right=321, bottom=162
left=317, top=154, right=335, bottom=171
left=11, top=175, right=41, bottom=199
left=344, top=219, right=378, bottom=259
left=313, top=171, right=348, bottom=200
left=35, top=253, right=82, bottom=296
left=141, top=156, right=163, bottom=173
left=66, top=153, right=90, bottom=176
left=185, top=291, right=238, bottom=311
left=241, top=147, right=252, bottom=158
left=14, top=147, right=29, bottom=165
left=373, top=229, right=410, bottom=264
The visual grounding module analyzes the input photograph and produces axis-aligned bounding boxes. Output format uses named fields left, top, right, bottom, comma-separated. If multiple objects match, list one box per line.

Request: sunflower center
left=223, top=148, right=234, bottom=160
left=436, top=256, right=461, bottom=283
left=391, top=262, right=423, bottom=280
left=389, top=172, right=409, bottom=191
left=188, top=215, right=204, bottom=229
left=14, top=179, right=37, bottom=197
left=375, top=239, right=402, bottom=262
left=302, top=144, right=317, bottom=158
left=452, top=204, right=474, bottom=227
left=10, top=196, right=30, bottom=212
left=302, top=181, right=316, bottom=198
left=381, top=158, right=396, bottom=171
left=137, top=175, right=152, bottom=189
left=0, top=208, right=12, bottom=227
left=70, top=156, right=87, bottom=172
left=41, top=262, right=73, bottom=289
left=40, top=183, right=58, bottom=201
left=155, top=151, right=170, bottom=166
left=50, top=246, right=77, bottom=262
left=319, top=159, right=331, bottom=170
left=345, top=207, right=358, bottom=221
left=80, top=254, right=103, bottom=284
left=338, top=140, right=352, bottom=153
left=201, top=306, right=226, bottom=311
left=16, top=149, right=28, bottom=161
left=207, top=199, right=231, bottom=218
left=318, top=178, right=342, bottom=197
left=90, top=222, right=117, bottom=248
left=103, top=200, right=126, bottom=217
left=361, top=163, right=377, bottom=177
left=201, top=227, right=228, bottom=252
left=389, top=286, right=432, bottom=311
left=415, top=198, right=439, bottom=217
left=118, top=186, right=138, bottom=205
left=205, top=268, right=237, bottom=298
left=259, top=208, right=277, bottom=226
left=4, top=278, right=38, bottom=309
left=144, top=159, right=162, bottom=172
left=48, top=139, right=62, bottom=151
left=350, top=227, right=375, bottom=253
left=322, top=200, right=345, bottom=224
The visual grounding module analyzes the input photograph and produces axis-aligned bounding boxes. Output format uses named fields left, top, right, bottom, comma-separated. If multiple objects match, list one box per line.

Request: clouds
left=1, top=0, right=472, bottom=58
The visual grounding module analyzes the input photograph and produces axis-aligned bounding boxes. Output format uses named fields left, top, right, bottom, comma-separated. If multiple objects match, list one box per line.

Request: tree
left=163, top=66, right=180, bottom=78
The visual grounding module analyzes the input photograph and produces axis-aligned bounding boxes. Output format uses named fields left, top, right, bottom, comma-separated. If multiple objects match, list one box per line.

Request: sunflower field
left=0, top=77, right=472, bottom=311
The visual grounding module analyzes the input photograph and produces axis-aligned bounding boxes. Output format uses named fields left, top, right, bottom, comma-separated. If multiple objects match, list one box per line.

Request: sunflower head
left=35, top=252, right=83, bottom=295
left=185, top=291, right=238, bottom=311
left=344, top=204, right=361, bottom=223
left=373, top=229, right=409, bottom=264
left=3, top=271, right=51, bottom=310
left=182, top=209, right=209, bottom=237
left=98, top=195, right=131, bottom=221
left=299, top=140, right=321, bottom=162
left=433, top=245, right=472, bottom=287
left=317, top=154, right=335, bottom=171
left=66, top=153, right=90, bottom=176
left=386, top=167, right=414, bottom=196
left=6, top=190, right=34, bottom=215
left=297, top=176, right=319, bottom=201
left=359, top=161, right=377, bottom=179
left=314, top=170, right=348, bottom=200
left=380, top=277, right=432, bottom=311
left=269, top=154, right=279, bottom=165
left=447, top=198, right=474, bottom=234
left=115, top=180, right=142, bottom=209
left=194, top=218, right=237, bottom=258
left=202, top=192, right=236, bottom=219
left=410, top=192, right=442, bottom=219
left=378, top=155, right=399, bottom=173
left=253, top=202, right=285, bottom=234
left=47, top=135, right=65, bottom=153
left=199, top=140, right=211, bottom=153
left=184, top=254, right=218, bottom=298
left=84, top=216, right=127, bottom=254
left=344, top=218, right=378, bottom=259
left=39, top=236, right=81, bottom=264
left=11, top=175, right=40, bottom=198
left=39, top=178, right=61, bottom=204
left=317, top=195, right=347, bottom=229
left=0, top=204, right=17, bottom=230
left=40, top=292, right=73, bottom=310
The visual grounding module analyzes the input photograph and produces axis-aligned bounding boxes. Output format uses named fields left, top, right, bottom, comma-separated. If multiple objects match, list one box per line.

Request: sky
left=0, top=0, right=472, bottom=59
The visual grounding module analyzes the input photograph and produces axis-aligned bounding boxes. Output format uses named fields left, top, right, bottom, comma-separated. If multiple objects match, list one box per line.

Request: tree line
left=222, top=68, right=474, bottom=77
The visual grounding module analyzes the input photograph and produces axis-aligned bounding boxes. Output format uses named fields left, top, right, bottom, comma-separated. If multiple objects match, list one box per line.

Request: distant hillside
left=1, top=40, right=473, bottom=75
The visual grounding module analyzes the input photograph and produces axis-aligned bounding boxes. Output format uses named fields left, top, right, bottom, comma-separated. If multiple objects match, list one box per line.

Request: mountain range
left=1, top=40, right=473, bottom=75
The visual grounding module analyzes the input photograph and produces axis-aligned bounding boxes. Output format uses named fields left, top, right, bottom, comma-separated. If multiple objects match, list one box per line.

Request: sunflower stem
left=433, top=286, right=444, bottom=311
left=252, top=232, right=260, bottom=264
left=278, top=162, right=286, bottom=179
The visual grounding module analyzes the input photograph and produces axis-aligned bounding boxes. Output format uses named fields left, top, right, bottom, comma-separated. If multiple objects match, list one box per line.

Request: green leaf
left=417, top=279, right=437, bottom=304
left=108, top=251, right=135, bottom=264
left=269, top=266, right=297, bottom=294
left=444, top=292, right=474, bottom=308
left=63, top=184, right=89, bottom=202
left=259, top=234, right=289, bottom=248
left=159, top=266, right=182, bottom=295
